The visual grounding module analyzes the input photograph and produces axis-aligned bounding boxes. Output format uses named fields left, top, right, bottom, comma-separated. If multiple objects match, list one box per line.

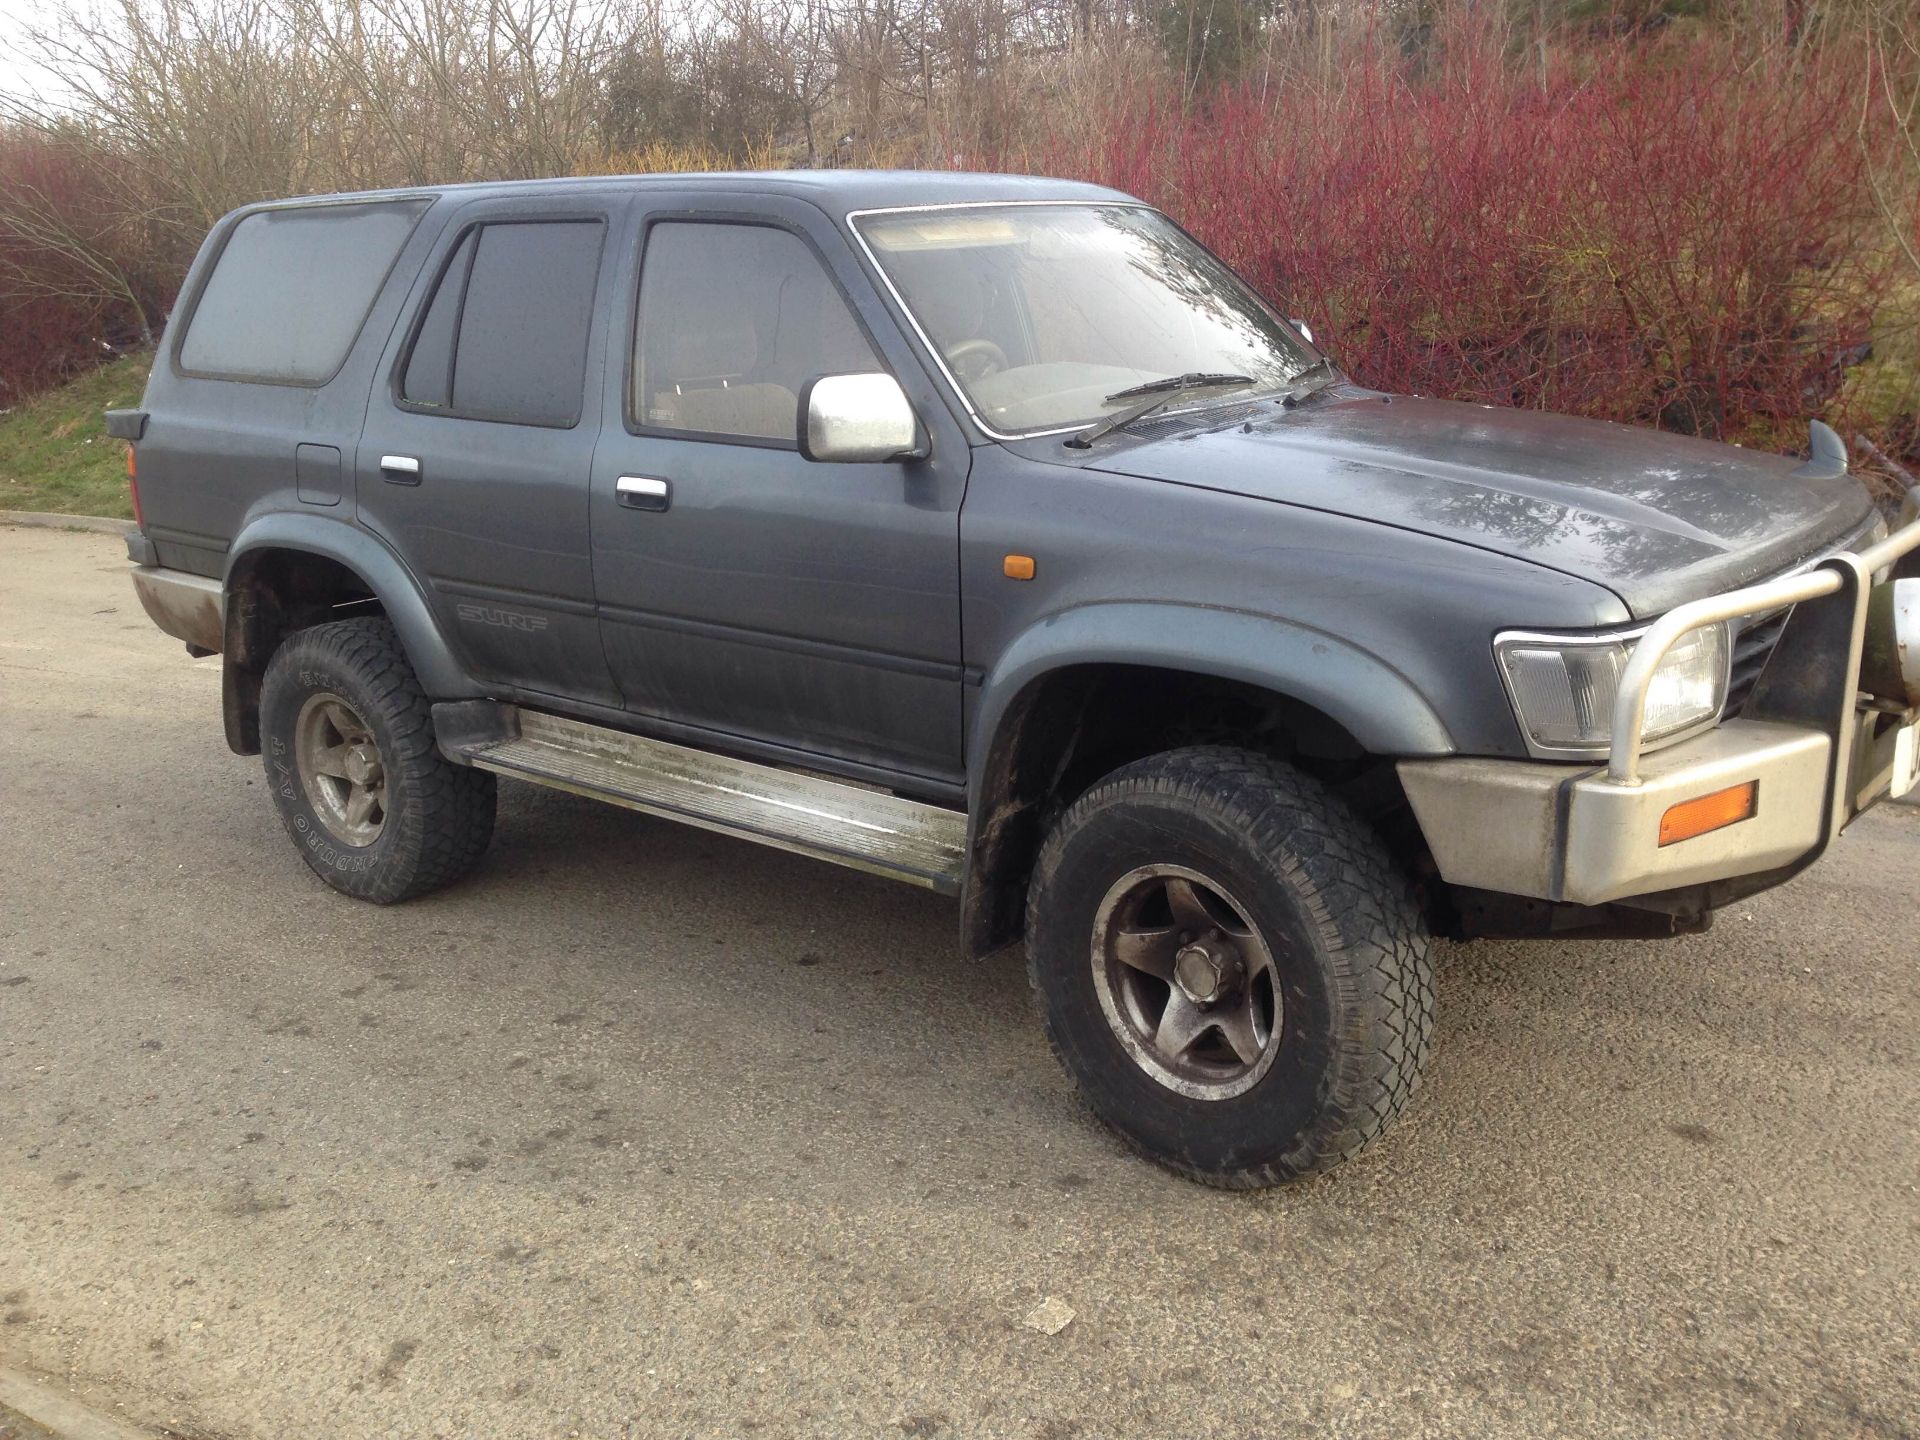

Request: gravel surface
left=3, top=525, right=1917, bottom=1439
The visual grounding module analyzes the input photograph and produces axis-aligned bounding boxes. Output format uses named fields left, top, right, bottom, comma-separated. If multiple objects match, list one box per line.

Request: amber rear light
left=126, top=445, right=143, bottom=529
left=1658, top=781, right=1758, bottom=847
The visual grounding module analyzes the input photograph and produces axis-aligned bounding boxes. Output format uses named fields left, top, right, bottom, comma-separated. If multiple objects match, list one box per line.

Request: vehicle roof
left=256, top=170, right=1140, bottom=216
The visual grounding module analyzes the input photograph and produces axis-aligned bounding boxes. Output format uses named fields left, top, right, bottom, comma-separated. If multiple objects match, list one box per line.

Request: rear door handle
left=380, top=454, right=421, bottom=484
left=616, top=475, right=670, bottom=512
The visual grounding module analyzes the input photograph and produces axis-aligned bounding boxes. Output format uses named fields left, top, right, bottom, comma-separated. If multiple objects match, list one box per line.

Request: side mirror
left=1289, top=317, right=1315, bottom=345
left=799, top=373, right=924, bottom=463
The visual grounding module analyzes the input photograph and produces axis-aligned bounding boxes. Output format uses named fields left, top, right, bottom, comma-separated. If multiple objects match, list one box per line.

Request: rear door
left=356, top=194, right=624, bottom=706
left=587, top=193, right=970, bottom=788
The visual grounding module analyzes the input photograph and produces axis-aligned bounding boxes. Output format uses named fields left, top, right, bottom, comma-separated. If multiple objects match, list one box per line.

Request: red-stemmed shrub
left=993, top=24, right=1912, bottom=459
left=0, top=126, right=167, bottom=402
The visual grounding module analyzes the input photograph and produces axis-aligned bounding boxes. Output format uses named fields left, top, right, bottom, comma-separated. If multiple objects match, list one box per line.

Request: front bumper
left=1401, top=720, right=1837, bottom=905
left=1401, top=504, right=1920, bottom=909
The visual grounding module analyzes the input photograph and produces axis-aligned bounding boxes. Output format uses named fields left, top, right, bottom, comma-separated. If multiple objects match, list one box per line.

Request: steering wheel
left=945, top=338, right=1009, bottom=383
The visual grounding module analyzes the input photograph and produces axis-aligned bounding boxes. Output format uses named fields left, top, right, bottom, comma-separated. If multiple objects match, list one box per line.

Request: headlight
left=1495, top=622, right=1730, bottom=758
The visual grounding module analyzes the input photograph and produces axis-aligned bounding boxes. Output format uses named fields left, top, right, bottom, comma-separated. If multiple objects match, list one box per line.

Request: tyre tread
left=1025, top=745, right=1434, bottom=1188
left=261, top=617, right=495, bottom=903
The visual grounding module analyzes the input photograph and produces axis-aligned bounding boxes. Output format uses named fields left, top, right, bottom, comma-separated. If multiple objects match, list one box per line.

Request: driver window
left=633, top=221, right=881, bottom=444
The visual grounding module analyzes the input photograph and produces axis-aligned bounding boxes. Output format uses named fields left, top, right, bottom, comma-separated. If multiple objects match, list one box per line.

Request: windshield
left=856, top=204, right=1318, bottom=436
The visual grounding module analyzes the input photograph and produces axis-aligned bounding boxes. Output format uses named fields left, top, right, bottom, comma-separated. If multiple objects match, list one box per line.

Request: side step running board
left=441, top=705, right=967, bottom=893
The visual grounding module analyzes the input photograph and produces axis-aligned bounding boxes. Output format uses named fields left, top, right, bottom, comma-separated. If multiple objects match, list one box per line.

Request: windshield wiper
left=1278, top=357, right=1340, bottom=409
left=1103, top=370, right=1258, bottom=403
left=1288, top=355, right=1335, bottom=387
left=1065, top=372, right=1257, bottom=449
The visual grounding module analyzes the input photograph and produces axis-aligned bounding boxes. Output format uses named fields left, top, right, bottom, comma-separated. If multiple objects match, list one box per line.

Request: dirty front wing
left=1400, top=507, right=1920, bottom=910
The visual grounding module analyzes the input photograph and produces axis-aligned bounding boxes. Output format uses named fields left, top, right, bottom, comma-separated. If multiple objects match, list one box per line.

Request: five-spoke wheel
left=260, top=616, right=495, bottom=903
left=1025, top=746, right=1434, bottom=1187
left=294, top=693, right=388, bottom=845
left=1093, top=865, right=1281, bottom=1099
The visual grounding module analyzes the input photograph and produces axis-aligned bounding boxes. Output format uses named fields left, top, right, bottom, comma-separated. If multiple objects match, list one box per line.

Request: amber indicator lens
left=1658, top=781, right=1758, bottom=847
left=1003, top=554, right=1036, bottom=581
left=125, top=446, right=143, bottom=528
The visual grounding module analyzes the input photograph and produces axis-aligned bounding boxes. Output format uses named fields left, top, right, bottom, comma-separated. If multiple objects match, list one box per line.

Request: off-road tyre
left=260, top=616, right=495, bottom=903
left=1025, top=746, right=1433, bottom=1187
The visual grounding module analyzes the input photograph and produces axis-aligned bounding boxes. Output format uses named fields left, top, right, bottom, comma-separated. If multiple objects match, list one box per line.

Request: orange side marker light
left=1658, top=781, right=1757, bottom=847
left=1003, top=554, right=1036, bottom=581
left=126, top=445, right=143, bottom=529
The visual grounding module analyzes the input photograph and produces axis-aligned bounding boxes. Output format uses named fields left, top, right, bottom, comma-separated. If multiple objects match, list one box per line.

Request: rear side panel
left=133, top=196, right=445, bottom=577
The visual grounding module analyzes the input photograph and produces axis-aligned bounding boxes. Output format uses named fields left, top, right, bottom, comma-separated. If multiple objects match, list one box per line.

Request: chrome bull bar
left=1605, top=505, right=1920, bottom=786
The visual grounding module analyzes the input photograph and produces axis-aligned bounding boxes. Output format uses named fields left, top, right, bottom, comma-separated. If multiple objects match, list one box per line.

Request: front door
left=588, top=197, right=968, bottom=787
left=356, top=196, right=623, bottom=706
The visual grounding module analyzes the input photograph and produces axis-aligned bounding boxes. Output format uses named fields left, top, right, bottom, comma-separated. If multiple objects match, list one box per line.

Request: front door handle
left=615, top=475, right=670, bottom=512
left=380, top=454, right=421, bottom=484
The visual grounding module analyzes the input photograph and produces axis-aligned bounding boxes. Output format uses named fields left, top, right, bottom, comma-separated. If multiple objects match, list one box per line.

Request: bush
left=0, top=125, right=167, bottom=401
left=996, top=23, right=1914, bottom=459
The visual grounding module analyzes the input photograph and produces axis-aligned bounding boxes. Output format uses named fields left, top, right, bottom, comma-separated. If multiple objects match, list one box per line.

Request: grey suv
left=114, top=170, right=1920, bottom=1187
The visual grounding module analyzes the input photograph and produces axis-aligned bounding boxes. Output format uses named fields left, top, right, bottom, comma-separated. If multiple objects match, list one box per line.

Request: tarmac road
left=2, top=524, right=1917, bottom=1439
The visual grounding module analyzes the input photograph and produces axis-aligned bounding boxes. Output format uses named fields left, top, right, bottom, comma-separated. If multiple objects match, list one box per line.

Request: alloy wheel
left=1090, top=864, right=1283, bottom=1100
left=293, top=692, right=388, bottom=846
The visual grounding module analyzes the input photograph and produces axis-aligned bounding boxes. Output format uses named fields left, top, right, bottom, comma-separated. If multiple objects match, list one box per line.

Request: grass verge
left=0, top=353, right=149, bottom=520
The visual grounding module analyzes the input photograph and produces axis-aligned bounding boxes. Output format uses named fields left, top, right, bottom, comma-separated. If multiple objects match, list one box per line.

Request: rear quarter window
left=177, top=200, right=428, bottom=385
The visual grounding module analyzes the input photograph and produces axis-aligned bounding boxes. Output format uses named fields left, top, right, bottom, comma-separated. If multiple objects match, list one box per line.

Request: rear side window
left=400, top=219, right=606, bottom=428
left=178, top=200, right=427, bottom=384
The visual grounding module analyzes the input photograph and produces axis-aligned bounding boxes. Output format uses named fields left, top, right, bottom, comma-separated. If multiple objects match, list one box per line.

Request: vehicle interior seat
left=645, top=315, right=795, bottom=440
